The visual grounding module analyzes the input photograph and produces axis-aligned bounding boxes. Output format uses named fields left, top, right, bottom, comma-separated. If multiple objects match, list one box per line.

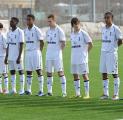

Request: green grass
left=0, top=41, right=123, bottom=120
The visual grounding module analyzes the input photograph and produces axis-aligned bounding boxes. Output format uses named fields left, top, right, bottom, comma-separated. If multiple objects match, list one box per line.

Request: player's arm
left=59, top=29, right=66, bottom=50
left=116, top=27, right=123, bottom=47
left=37, top=28, right=44, bottom=51
left=118, top=39, right=123, bottom=47
left=84, top=31, right=93, bottom=52
left=4, top=44, right=9, bottom=64
left=17, top=30, right=24, bottom=64
left=88, top=42, right=93, bottom=52
left=17, top=42, right=24, bottom=64
left=60, top=41, right=66, bottom=50
left=40, top=40, right=44, bottom=51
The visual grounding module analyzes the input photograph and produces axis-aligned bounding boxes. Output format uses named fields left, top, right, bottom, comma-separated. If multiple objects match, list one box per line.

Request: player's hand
left=16, top=57, right=21, bottom=64
left=4, top=58, right=8, bottom=64
left=60, top=42, right=66, bottom=50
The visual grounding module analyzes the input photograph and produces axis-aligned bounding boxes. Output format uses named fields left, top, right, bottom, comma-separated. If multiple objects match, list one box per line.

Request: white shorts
left=8, top=60, right=23, bottom=71
left=25, top=50, right=43, bottom=71
left=0, top=57, right=7, bottom=74
left=46, top=59, right=63, bottom=73
left=71, top=63, right=89, bottom=75
left=100, top=52, right=118, bottom=74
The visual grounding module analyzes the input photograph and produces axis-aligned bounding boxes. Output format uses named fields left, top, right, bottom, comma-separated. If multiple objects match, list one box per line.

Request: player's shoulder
left=17, top=27, right=23, bottom=32
left=112, top=24, right=120, bottom=31
left=56, top=25, right=64, bottom=33
left=33, top=25, right=41, bottom=31
left=80, top=29, right=89, bottom=37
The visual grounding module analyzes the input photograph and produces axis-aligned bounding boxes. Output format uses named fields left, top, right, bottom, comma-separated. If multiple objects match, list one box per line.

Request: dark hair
left=47, top=14, right=56, bottom=20
left=71, top=17, right=80, bottom=27
left=11, top=17, right=19, bottom=24
left=104, top=11, right=113, bottom=19
left=0, top=23, right=3, bottom=28
left=27, top=14, right=35, bottom=20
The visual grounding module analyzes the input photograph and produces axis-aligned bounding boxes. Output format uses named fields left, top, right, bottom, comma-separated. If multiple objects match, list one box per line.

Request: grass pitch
left=0, top=41, right=123, bottom=120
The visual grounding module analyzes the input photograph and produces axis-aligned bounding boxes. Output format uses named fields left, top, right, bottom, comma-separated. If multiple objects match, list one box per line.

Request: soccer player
left=70, top=17, right=93, bottom=98
left=5, top=17, right=25, bottom=95
left=0, top=23, right=9, bottom=94
left=24, top=14, right=44, bottom=96
left=45, top=14, right=67, bottom=97
left=100, top=12, right=123, bottom=100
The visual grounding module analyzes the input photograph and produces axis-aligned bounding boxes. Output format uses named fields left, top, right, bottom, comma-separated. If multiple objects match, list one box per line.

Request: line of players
left=0, top=12, right=122, bottom=100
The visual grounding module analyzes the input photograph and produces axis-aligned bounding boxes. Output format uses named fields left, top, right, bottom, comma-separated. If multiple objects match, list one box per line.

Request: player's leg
left=108, top=52, right=119, bottom=100
left=0, top=57, right=9, bottom=94
left=18, top=70, right=25, bottom=95
left=100, top=52, right=109, bottom=99
left=25, top=71, right=32, bottom=95
left=0, top=74, right=2, bottom=93
left=10, top=70, right=17, bottom=94
left=36, top=69, right=44, bottom=96
left=80, top=63, right=90, bottom=99
left=100, top=73, right=109, bottom=99
left=46, top=60, right=53, bottom=96
left=25, top=51, right=33, bottom=95
left=8, top=61, right=17, bottom=94
left=55, top=59, right=67, bottom=97
left=82, top=74, right=90, bottom=99
left=112, top=74, right=120, bottom=100
left=34, top=50, right=44, bottom=96
left=47, top=72, right=53, bottom=96
left=58, top=71, right=67, bottom=97
left=71, top=64, right=81, bottom=97
left=73, top=74, right=81, bottom=97
left=16, top=61, right=25, bottom=95
left=2, top=73, right=9, bottom=94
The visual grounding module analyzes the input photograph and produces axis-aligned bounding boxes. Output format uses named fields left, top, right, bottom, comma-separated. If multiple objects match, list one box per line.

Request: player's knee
left=2, top=73, right=8, bottom=78
left=112, top=74, right=118, bottom=78
left=47, top=72, right=52, bottom=77
left=82, top=74, right=89, bottom=80
left=36, top=69, right=42, bottom=76
left=73, top=74, right=79, bottom=80
left=18, top=70, right=24, bottom=75
left=58, top=71, right=64, bottom=77
left=26, top=71, right=32, bottom=76
left=102, top=73, right=108, bottom=80
left=10, top=70, right=16, bottom=75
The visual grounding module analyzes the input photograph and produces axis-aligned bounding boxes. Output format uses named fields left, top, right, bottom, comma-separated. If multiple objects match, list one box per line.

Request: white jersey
left=46, top=25, right=66, bottom=60
left=101, top=24, right=123, bottom=52
left=70, top=29, right=92, bottom=64
left=0, top=33, right=7, bottom=57
left=7, top=27, right=24, bottom=61
left=24, top=25, right=44, bottom=51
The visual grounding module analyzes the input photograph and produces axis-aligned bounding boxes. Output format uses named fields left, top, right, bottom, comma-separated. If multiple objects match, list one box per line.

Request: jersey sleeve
left=59, top=28, right=66, bottom=41
left=2, top=34, right=7, bottom=48
left=115, top=27, right=123, bottom=40
left=83, top=31, right=92, bottom=43
left=6, top=32, right=9, bottom=45
left=36, top=27, right=44, bottom=41
left=19, top=30, right=24, bottom=43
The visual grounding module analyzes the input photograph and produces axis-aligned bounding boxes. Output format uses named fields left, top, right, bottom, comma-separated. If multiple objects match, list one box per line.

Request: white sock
left=26, top=75, right=32, bottom=93
left=114, top=77, right=120, bottom=96
left=3, top=74, right=9, bottom=92
left=11, top=75, right=16, bottom=92
left=47, top=77, right=53, bottom=94
left=74, top=80, right=80, bottom=96
left=60, top=76, right=66, bottom=95
left=0, top=76, right=2, bottom=92
left=38, top=76, right=44, bottom=93
left=103, top=79, right=109, bottom=96
left=84, top=80, right=89, bottom=96
left=20, top=74, right=25, bottom=92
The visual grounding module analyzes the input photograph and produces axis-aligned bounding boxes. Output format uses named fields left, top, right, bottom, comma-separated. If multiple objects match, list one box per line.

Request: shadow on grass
left=0, top=95, right=123, bottom=114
